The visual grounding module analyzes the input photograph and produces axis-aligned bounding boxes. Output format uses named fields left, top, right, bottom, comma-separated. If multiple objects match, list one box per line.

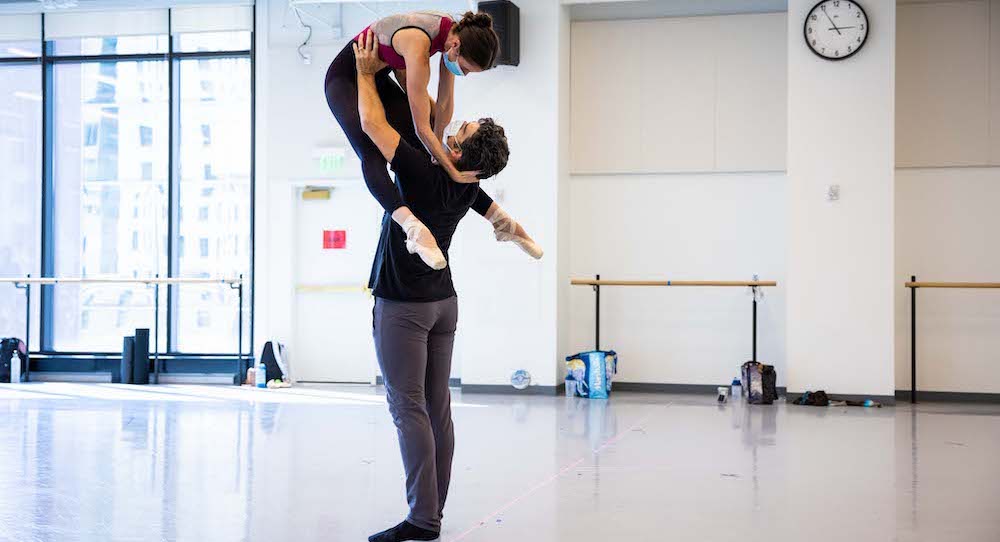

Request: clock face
left=804, top=0, right=869, bottom=60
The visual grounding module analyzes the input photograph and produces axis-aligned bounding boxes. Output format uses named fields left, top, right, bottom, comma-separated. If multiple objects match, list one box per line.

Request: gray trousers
left=373, top=296, right=458, bottom=532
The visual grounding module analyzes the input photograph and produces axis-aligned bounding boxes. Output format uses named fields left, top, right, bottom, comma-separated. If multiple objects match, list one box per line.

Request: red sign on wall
left=323, top=230, right=346, bottom=249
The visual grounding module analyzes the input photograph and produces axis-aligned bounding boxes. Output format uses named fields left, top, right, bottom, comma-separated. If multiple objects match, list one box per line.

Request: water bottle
left=731, top=377, right=742, bottom=400
left=256, top=361, right=267, bottom=388
left=511, top=369, right=531, bottom=390
left=9, top=352, right=20, bottom=384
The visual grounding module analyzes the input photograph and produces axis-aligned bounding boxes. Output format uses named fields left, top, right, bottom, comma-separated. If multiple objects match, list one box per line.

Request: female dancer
left=325, top=11, right=500, bottom=270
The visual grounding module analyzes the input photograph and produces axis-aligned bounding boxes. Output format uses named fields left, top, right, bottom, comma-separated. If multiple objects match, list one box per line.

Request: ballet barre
left=295, top=284, right=370, bottom=294
left=571, top=275, right=778, bottom=361
left=0, top=275, right=245, bottom=383
left=905, top=277, right=1000, bottom=404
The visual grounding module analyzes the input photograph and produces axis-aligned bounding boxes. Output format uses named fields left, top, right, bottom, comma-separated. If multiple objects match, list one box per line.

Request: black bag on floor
left=741, top=361, right=778, bottom=405
left=792, top=390, right=830, bottom=406
left=260, top=340, right=289, bottom=382
left=0, top=338, right=27, bottom=383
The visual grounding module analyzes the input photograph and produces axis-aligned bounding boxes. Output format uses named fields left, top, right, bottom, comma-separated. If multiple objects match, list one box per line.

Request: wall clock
left=804, top=0, right=869, bottom=61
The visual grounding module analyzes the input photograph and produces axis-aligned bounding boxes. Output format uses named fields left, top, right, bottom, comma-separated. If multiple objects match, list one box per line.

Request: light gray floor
left=0, top=383, right=998, bottom=542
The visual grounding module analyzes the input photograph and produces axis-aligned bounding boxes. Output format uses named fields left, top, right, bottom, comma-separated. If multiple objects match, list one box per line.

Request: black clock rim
left=804, top=0, right=869, bottom=62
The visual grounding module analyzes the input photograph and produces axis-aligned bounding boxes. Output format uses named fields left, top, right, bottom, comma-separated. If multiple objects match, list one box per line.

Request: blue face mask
left=443, top=49, right=465, bottom=77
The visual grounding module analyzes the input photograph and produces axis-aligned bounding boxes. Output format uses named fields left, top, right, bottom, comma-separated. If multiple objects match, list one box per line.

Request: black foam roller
left=132, top=329, right=150, bottom=385
left=121, top=336, right=135, bottom=385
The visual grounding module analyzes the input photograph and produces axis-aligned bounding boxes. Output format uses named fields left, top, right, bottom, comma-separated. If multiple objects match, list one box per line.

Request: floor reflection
left=0, top=384, right=997, bottom=542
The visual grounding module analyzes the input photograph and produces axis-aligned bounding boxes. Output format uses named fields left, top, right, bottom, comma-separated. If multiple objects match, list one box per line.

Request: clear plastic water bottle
left=9, top=352, right=20, bottom=384
left=511, top=370, right=531, bottom=390
left=731, top=377, right=742, bottom=400
left=256, top=361, right=267, bottom=388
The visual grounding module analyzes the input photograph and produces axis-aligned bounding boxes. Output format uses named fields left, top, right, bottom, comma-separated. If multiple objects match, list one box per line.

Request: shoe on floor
left=368, top=520, right=439, bottom=542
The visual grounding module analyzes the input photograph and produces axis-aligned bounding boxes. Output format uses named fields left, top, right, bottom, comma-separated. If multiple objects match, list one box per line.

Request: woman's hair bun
left=458, top=11, right=493, bottom=29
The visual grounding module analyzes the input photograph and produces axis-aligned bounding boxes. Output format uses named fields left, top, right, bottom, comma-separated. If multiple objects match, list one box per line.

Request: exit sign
left=314, top=147, right=346, bottom=176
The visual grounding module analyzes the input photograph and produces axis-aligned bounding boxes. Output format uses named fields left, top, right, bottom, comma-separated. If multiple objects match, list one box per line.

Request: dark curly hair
left=457, top=118, right=509, bottom=179
left=453, top=11, right=500, bottom=70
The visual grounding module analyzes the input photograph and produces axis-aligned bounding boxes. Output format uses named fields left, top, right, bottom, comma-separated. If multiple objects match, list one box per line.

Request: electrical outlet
left=826, top=184, right=840, bottom=202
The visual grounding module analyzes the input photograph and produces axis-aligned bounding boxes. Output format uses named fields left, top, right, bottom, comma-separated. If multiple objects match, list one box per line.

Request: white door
left=293, top=184, right=383, bottom=383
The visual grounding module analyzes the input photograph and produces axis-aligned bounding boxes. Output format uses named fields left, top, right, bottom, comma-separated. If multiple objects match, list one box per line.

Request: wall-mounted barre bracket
left=570, top=279, right=778, bottom=287
left=12, top=275, right=30, bottom=382
left=571, top=277, right=778, bottom=363
left=1, top=275, right=245, bottom=385
left=906, top=277, right=1000, bottom=404
left=905, top=281, right=1000, bottom=289
left=0, top=277, right=243, bottom=285
left=231, top=274, right=245, bottom=384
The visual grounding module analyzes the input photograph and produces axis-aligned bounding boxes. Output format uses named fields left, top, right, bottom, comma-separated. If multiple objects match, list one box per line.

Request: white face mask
left=443, top=120, right=464, bottom=152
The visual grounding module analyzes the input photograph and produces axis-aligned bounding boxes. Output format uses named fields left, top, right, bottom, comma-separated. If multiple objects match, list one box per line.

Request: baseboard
left=375, top=376, right=461, bottom=388
left=896, top=390, right=1000, bottom=404
left=613, top=382, right=788, bottom=396
left=460, top=384, right=562, bottom=395
left=157, top=373, right=236, bottom=385
left=787, top=390, right=897, bottom=406
left=29, top=372, right=113, bottom=383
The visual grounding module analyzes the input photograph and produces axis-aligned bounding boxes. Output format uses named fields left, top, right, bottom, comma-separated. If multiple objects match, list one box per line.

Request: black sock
left=368, top=520, right=439, bottom=542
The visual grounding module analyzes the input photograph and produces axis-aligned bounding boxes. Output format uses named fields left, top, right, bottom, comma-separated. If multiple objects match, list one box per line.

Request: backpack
left=741, top=361, right=778, bottom=405
left=0, top=338, right=27, bottom=383
left=260, top=341, right=290, bottom=383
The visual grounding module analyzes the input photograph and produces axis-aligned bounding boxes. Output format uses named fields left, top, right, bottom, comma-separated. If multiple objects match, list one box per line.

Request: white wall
left=448, top=0, right=567, bottom=388
left=254, top=0, right=463, bottom=380
left=570, top=13, right=787, bottom=174
left=786, top=0, right=896, bottom=397
left=893, top=1, right=1000, bottom=395
left=895, top=168, right=1000, bottom=394
left=567, top=173, right=787, bottom=386
left=895, top=0, right=1000, bottom=167
left=255, top=0, right=567, bottom=388
left=566, top=11, right=788, bottom=387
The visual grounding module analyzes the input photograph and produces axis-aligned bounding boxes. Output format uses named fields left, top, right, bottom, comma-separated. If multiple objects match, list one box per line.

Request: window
left=0, top=62, right=41, bottom=338
left=50, top=35, right=168, bottom=56
left=0, top=41, right=40, bottom=59
left=84, top=123, right=98, bottom=146
left=200, top=79, right=214, bottom=100
left=175, top=31, right=251, bottom=54
left=8, top=10, right=253, bottom=358
left=176, top=55, right=251, bottom=351
left=139, top=125, right=153, bottom=147
left=51, top=59, right=169, bottom=351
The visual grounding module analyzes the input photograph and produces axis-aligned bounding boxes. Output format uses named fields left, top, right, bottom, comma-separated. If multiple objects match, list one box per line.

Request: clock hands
left=829, top=26, right=857, bottom=30
left=821, top=6, right=842, bottom=36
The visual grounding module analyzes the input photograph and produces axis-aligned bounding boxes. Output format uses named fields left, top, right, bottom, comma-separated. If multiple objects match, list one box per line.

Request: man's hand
left=353, top=30, right=387, bottom=75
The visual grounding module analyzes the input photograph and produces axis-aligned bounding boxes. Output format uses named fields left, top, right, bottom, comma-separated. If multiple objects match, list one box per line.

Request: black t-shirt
left=368, top=139, right=487, bottom=302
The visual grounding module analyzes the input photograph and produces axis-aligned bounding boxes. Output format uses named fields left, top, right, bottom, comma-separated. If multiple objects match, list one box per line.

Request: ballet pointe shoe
left=401, top=216, right=447, bottom=270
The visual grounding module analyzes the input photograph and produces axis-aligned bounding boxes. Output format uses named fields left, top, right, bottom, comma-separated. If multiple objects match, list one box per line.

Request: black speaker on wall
left=478, top=0, right=519, bottom=66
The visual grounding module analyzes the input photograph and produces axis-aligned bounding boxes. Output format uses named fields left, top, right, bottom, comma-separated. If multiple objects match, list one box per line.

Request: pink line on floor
left=448, top=412, right=653, bottom=542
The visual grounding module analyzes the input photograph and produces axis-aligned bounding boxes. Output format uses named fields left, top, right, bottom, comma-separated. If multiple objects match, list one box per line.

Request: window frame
left=1, top=11, right=255, bottom=373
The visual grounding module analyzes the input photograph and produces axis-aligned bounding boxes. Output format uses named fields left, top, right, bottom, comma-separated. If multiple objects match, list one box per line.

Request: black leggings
left=324, top=42, right=493, bottom=216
